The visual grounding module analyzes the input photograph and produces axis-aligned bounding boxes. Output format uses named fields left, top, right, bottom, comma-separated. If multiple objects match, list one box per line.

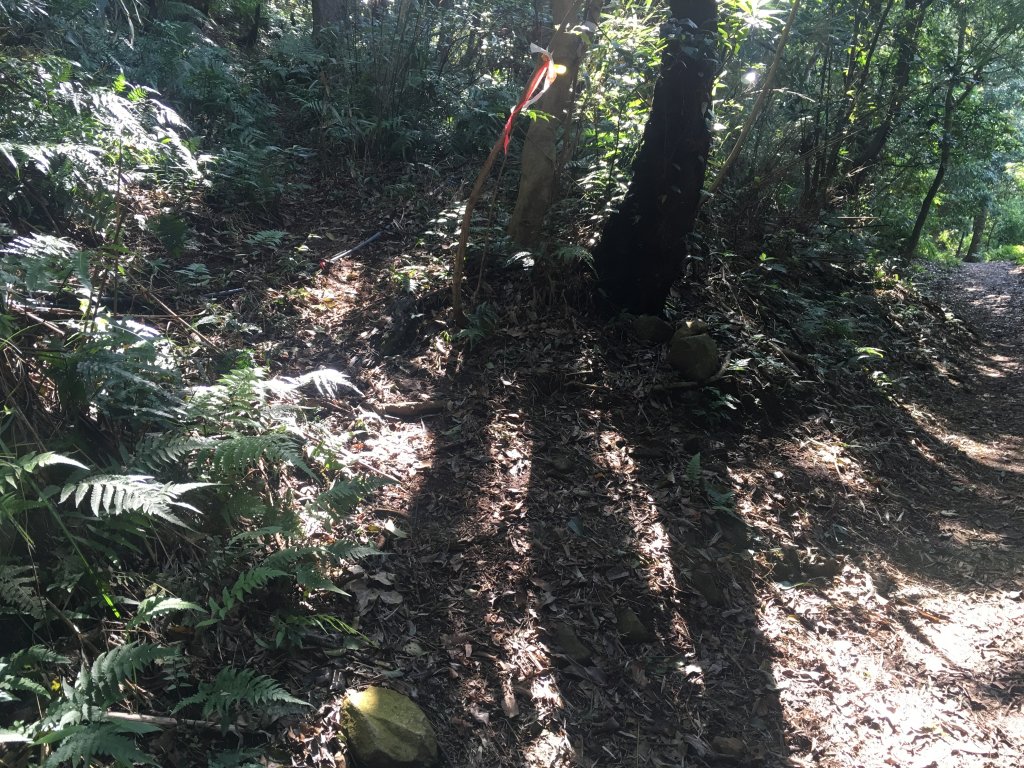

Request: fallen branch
left=104, top=710, right=244, bottom=735
left=327, top=228, right=388, bottom=264
left=133, top=284, right=219, bottom=349
left=371, top=400, right=446, bottom=418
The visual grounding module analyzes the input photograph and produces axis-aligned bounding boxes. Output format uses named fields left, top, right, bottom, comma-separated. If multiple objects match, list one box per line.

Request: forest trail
left=320, top=258, right=1024, bottom=768
left=764, top=259, right=1024, bottom=768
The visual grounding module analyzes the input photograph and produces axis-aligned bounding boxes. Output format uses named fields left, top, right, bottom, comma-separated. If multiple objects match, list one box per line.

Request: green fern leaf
left=0, top=645, right=67, bottom=702
left=0, top=452, right=88, bottom=488
left=127, top=596, right=203, bottom=628
left=86, top=642, right=178, bottom=704
left=59, top=475, right=209, bottom=525
left=310, top=476, right=386, bottom=520
left=200, top=567, right=288, bottom=625
left=279, top=369, right=363, bottom=399
left=132, top=435, right=211, bottom=469
left=208, top=434, right=314, bottom=478
left=43, top=721, right=158, bottom=767
left=171, top=666, right=307, bottom=723
left=0, top=564, right=48, bottom=620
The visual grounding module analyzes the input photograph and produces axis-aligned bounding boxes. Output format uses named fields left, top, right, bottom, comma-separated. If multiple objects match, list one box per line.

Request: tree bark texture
left=508, top=0, right=600, bottom=247
left=965, top=200, right=988, bottom=262
left=312, top=0, right=346, bottom=35
left=593, top=0, right=718, bottom=314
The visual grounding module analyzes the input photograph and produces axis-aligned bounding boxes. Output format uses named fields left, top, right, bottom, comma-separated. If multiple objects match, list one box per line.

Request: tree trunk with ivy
left=593, top=0, right=718, bottom=314
left=508, top=0, right=602, bottom=247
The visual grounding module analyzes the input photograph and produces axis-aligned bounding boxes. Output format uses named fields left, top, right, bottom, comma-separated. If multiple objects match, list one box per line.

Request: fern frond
left=324, top=541, right=380, bottom=561
left=0, top=452, right=88, bottom=488
left=42, top=720, right=159, bottom=767
left=126, top=595, right=203, bottom=628
left=276, top=369, right=363, bottom=399
left=201, top=566, right=288, bottom=624
left=171, top=666, right=306, bottom=722
left=86, top=642, right=178, bottom=704
left=205, top=434, right=314, bottom=479
left=59, top=474, right=209, bottom=525
left=293, top=563, right=344, bottom=595
left=132, top=434, right=211, bottom=469
left=186, top=364, right=267, bottom=428
left=0, top=564, right=47, bottom=620
left=309, top=476, right=387, bottom=520
left=0, top=645, right=67, bottom=702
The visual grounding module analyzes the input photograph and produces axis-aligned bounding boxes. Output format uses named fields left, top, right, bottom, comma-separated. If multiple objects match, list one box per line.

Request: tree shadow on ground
left=291, top=233, right=1023, bottom=767
left=361, top=294, right=790, bottom=767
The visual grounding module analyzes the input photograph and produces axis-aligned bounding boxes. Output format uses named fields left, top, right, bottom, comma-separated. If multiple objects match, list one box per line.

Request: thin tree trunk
left=593, top=0, right=718, bottom=314
left=508, top=0, right=600, bottom=246
left=850, top=0, right=933, bottom=185
left=707, top=0, right=800, bottom=197
left=819, top=0, right=894, bottom=199
left=965, top=200, right=988, bottom=262
left=903, top=8, right=967, bottom=259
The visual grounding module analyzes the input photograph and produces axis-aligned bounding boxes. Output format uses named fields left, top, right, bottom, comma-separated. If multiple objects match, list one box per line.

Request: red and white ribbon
left=501, top=44, right=560, bottom=154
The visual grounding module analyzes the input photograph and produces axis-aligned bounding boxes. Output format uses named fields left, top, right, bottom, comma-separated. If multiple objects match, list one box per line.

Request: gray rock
left=550, top=622, right=592, bottom=662
left=632, top=315, right=674, bottom=345
left=616, top=607, right=654, bottom=643
left=343, top=687, right=438, bottom=768
left=712, top=736, right=745, bottom=758
left=667, top=332, right=719, bottom=381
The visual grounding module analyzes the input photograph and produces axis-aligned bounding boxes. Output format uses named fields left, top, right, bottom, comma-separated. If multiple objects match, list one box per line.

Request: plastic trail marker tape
left=500, top=44, right=565, bottom=154
left=452, top=45, right=565, bottom=324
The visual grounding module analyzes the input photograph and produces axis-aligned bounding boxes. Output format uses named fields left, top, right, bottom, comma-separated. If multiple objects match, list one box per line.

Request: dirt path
left=752, top=261, right=1024, bottom=768
left=308, top=257, right=1023, bottom=767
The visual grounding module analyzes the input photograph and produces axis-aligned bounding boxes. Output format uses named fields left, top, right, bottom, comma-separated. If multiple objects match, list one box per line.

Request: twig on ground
left=104, top=711, right=243, bottom=735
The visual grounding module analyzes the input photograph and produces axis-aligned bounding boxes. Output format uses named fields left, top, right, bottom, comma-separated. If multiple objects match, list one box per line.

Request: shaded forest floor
left=169, top=186, right=1023, bottom=767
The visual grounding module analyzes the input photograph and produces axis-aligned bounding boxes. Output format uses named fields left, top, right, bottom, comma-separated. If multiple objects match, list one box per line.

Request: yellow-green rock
left=342, top=687, right=438, bottom=768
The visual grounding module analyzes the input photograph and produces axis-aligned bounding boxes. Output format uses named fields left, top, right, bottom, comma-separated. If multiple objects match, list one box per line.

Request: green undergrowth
left=1, top=230, right=386, bottom=765
left=984, top=243, right=1024, bottom=264
left=0, top=12, right=389, bottom=763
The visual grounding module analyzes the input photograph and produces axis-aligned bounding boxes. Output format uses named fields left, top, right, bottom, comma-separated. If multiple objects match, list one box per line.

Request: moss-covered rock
left=667, top=331, right=719, bottom=381
left=342, top=687, right=438, bottom=768
left=632, top=315, right=674, bottom=345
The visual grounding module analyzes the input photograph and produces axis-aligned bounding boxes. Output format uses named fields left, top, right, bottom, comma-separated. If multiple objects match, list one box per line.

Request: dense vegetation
left=2, top=0, right=1023, bottom=765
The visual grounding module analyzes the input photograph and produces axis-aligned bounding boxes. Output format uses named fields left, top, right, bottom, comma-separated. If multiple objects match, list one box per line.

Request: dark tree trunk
left=593, top=0, right=718, bottom=314
left=904, top=6, right=971, bottom=259
left=965, top=201, right=988, bottom=262
left=903, top=140, right=949, bottom=259
left=312, top=0, right=345, bottom=35
left=239, top=1, right=262, bottom=47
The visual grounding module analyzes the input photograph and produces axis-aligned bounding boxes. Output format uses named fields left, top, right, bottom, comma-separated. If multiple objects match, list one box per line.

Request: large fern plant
left=2, top=245, right=382, bottom=765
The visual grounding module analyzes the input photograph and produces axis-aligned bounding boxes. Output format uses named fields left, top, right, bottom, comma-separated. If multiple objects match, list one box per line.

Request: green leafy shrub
left=984, top=243, right=1024, bottom=263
